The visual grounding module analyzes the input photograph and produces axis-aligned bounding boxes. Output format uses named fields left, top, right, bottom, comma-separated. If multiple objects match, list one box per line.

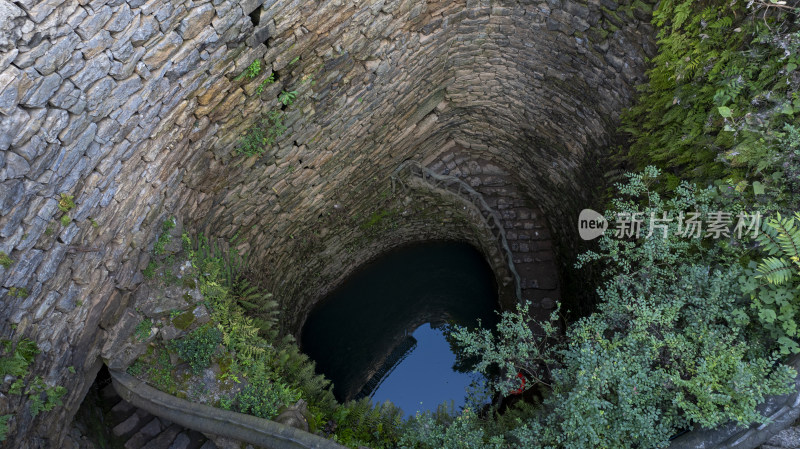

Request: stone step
left=146, top=424, right=184, bottom=449
left=110, top=396, right=136, bottom=422
left=124, top=417, right=163, bottom=449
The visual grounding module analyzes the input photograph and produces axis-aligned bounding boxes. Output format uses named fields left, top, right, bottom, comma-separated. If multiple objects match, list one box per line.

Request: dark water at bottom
left=301, top=241, right=499, bottom=415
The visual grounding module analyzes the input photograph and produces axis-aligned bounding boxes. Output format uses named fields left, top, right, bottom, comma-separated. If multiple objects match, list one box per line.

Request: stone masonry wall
left=0, top=0, right=653, bottom=446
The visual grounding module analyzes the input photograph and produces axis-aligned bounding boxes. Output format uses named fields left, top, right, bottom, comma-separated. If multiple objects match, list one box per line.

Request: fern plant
left=0, top=414, right=9, bottom=442
left=743, top=212, right=800, bottom=354
left=333, top=398, right=405, bottom=449
left=621, top=0, right=799, bottom=187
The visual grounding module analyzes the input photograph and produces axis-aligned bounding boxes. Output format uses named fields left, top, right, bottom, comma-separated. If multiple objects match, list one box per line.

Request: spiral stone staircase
left=65, top=367, right=217, bottom=449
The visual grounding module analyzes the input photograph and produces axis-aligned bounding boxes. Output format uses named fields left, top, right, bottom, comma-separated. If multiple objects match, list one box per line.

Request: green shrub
left=741, top=212, right=800, bottom=354
left=170, top=324, right=223, bottom=374
left=234, top=59, right=262, bottom=81
left=0, top=414, right=10, bottom=442
left=142, top=260, right=158, bottom=279
left=278, top=90, right=297, bottom=106
left=0, top=252, right=12, bottom=269
left=453, top=168, right=796, bottom=448
left=134, top=319, right=153, bottom=342
left=331, top=398, right=405, bottom=449
left=451, top=301, right=558, bottom=396
left=621, top=0, right=800, bottom=187
left=235, top=375, right=300, bottom=419
left=400, top=408, right=504, bottom=449
left=57, top=193, right=75, bottom=213
left=153, top=216, right=175, bottom=255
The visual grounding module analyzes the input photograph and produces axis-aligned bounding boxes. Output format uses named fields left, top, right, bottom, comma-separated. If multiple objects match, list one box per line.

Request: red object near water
left=510, top=372, right=526, bottom=395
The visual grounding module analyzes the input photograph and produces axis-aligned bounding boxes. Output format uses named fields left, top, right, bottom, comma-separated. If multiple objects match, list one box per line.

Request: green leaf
left=756, top=257, right=794, bottom=284
left=777, top=337, right=799, bottom=354
left=787, top=62, right=797, bottom=73
left=760, top=308, right=777, bottom=323
left=718, top=106, right=733, bottom=118
left=752, top=181, right=765, bottom=195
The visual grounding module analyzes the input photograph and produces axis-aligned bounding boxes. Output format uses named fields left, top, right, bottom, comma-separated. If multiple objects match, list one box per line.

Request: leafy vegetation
left=57, top=193, right=75, bottom=213
left=742, top=212, right=800, bottom=354
left=621, top=0, right=800, bottom=192
left=0, top=251, right=12, bottom=269
left=57, top=193, right=76, bottom=227
left=257, top=72, right=276, bottom=95
left=153, top=216, right=176, bottom=255
left=278, top=90, right=298, bottom=106
left=0, top=414, right=9, bottom=442
left=134, top=318, right=153, bottom=342
left=447, top=168, right=796, bottom=448
left=122, top=2, right=800, bottom=448
left=236, top=109, right=287, bottom=157
left=451, top=301, right=558, bottom=396
left=400, top=407, right=504, bottom=449
left=170, top=324, right=223, bottom=374
left=236, top=374, right=301, bottom=419
left=8, top=287, right=28, bottom=299
left=26, top=376, right=67, bottom=418
left=142, top=260, right=158, bottom=279
left=234, top=59, right=262, bottom=81
left=0, top=338, right=67, bottom=442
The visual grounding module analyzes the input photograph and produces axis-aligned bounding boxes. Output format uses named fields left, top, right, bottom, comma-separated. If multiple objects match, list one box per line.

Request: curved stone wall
left=0, top=0, right=654, bottom=445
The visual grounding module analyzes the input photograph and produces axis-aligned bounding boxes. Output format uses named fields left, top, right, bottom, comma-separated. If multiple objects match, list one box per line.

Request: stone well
left=0, top=0, right=655, bottom=446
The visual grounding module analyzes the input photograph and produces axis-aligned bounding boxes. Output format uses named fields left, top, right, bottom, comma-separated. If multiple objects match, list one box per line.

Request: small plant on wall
left=236, top=109, right=287, bottom=157
left=234, top=59, right=262, bottom=81
left=58, top=193, right=75, bottom=227
left=278, top=90, right=297, bottom=106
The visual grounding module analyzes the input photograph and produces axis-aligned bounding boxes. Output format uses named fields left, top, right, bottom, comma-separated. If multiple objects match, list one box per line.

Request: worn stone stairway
left=428, top=148, right=560, bottom=322
left=67, top=372, right=218, bottom=449
left=105, top=382, right=217, bottom=449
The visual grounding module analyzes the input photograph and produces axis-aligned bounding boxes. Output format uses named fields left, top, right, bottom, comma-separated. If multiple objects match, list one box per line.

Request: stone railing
left=109, top=369, right=348, bottom=449
left=668, top=354, right=800, bottom=449
left=391, top=160, right=523, bottom=302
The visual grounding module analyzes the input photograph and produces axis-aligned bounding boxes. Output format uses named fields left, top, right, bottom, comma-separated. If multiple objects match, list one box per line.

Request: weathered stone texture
left=0, top=0, right=655, bottom=446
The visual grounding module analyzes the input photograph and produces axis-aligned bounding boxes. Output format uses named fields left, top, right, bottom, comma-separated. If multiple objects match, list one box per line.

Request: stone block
left=19, top=72, right=61, bottom=108
left=34, top=32, right=81, bottom=76
left=76, top=5, right=112, bottom=40
left=3, top=151, right=30, bottom=179
left=131, top=15, right=160, bottom=47
left=11, top=108, right=46, bottom=149
left=57, top=51, right=85, bottom=79
left=142, top=31, right=183, bottom=69
left=108, top=47, right=144, bottom=80
left=105, top=3, right=133, bottom=33
left=178, top=3, right=215, bottom=41
left=158, top=3, right=186, bottom=34
left=71, top=53, right=112, bottom=91
left=79, top=29, right=113, bottom=59
left=26, top=0, right=62, bottom=23
left=85, top=76, right=116, bottom=112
